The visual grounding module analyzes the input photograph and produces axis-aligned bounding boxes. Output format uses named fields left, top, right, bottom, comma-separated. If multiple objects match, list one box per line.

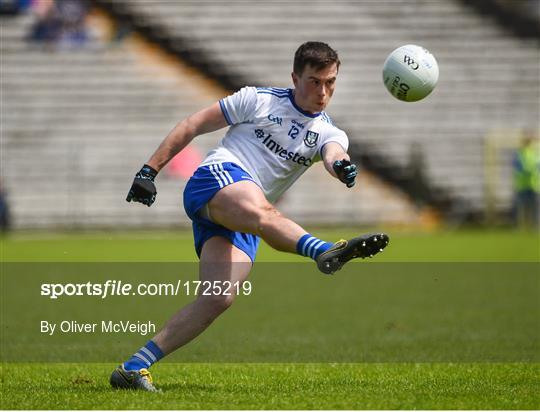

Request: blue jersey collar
left=288, top=89, right=322, bottom=118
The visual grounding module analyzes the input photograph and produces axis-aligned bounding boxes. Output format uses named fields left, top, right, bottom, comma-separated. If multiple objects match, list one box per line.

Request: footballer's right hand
left=126, top=164, right=158, bottom=206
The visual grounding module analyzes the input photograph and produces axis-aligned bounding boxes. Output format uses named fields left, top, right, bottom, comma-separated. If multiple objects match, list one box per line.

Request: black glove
left=333, top=159, right=357, bottom=188
left=126, top=164, right=158, bottom=206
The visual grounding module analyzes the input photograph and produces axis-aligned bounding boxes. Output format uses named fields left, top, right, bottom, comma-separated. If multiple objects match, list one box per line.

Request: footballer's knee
left=197, top=293, right=235, bottom=315
left=254, top=204, right=282, bottom=235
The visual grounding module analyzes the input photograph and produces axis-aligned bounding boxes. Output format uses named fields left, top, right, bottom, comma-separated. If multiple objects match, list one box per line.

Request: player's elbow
left=181, top=116, right=199, bottom=141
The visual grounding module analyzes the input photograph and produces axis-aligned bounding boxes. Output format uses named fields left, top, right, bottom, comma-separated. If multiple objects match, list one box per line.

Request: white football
left=382, top=44, right=439, bottom=102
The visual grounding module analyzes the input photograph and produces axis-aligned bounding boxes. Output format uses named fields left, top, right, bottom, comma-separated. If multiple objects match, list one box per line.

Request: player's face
left=292, top=63, right=338, bottom=113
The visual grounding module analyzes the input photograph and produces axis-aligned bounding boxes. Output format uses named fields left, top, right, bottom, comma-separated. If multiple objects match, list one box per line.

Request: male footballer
left=111, top=41, right=389, bottom=391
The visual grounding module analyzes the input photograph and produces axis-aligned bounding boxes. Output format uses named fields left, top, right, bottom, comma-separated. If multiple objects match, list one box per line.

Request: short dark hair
left=293, top=42, right=340, bottom=75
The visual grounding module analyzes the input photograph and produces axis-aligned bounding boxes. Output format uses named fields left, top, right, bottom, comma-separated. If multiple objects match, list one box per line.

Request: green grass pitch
left=1, top=228, right=539, bottom=409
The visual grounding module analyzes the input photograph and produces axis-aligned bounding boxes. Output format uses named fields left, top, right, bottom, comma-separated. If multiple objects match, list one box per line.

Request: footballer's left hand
left=333, top=159, right=357, bottom=188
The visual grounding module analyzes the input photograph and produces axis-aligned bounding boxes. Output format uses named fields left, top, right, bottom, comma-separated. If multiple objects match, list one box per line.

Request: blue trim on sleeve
left=269, top=87, right=289, bottom=94
left=219, top=99, right=233, bottom=125
left=321, top=112, right=334, bottom=125
left=288, top=89, right=321, bottom=118
left=319, top=141, right=348, bottom=158
left=257, top=87, right=289, bottom=94
left=257, top=91, right=289, bottom=98
left=319, top=141, right=330, bottom=158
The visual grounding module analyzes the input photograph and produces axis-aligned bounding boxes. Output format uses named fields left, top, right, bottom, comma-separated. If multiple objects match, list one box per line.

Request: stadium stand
left=97, top=0, right=540, bottom=223
left=462, top=0, right=540, bottom=38
left=1, top=7, right=423, bottom=229
left=1, top=11, right=221, bottom=228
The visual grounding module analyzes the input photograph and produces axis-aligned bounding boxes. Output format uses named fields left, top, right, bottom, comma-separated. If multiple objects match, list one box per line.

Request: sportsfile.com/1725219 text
left=40, top=280, right=252, bottom=300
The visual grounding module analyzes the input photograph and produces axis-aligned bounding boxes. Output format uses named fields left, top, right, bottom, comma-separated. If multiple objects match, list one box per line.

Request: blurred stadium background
left=1, top=3, right=539, bottom=408
left=1, top=0, right=539, bottom=232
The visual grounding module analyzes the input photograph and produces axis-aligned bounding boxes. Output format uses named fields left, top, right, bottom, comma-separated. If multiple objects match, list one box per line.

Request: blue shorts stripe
left=217, top=163, right=233, bottom=184
left=209, top=164, right=225, bottom=188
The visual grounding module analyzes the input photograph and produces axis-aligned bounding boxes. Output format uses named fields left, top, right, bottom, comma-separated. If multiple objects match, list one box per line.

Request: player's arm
left=126, top=102, right=228, bottom=206
left=322, top=142, right=358, bottom=188
left=147, top=102, right=227, bottom=172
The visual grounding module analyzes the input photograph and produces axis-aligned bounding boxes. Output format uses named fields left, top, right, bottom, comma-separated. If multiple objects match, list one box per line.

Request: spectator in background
left=28, top=0, right=89, bottom=49
left=0, top=0, right=32, bottom=15
left=56, top=0, right=89, bottom=47
left=512, top=130, right=540, bottom=229
left=27, top=0, right=62, bottom=45
left=108, top=17, right=132, bottom=46
left=0, top=179, right=11, bottom=232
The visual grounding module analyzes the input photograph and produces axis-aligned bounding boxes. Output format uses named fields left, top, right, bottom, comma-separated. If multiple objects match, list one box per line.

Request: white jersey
left=200, top=86, right=349, bottom=203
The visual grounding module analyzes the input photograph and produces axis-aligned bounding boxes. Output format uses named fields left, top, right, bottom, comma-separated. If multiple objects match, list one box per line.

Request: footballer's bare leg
left=208, top=180, right=390, bottom=274
left=152, top=236, right=252, bottom=355
left=207, top=180, right=307, bottom=253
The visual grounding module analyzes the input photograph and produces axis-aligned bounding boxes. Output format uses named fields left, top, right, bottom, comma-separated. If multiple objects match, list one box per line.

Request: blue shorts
left=183, top=162, right=261, bottom=262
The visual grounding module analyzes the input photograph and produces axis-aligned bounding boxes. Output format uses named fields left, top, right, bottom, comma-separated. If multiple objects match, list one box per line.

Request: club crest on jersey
left=304, top=130, right=319, bottom=148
